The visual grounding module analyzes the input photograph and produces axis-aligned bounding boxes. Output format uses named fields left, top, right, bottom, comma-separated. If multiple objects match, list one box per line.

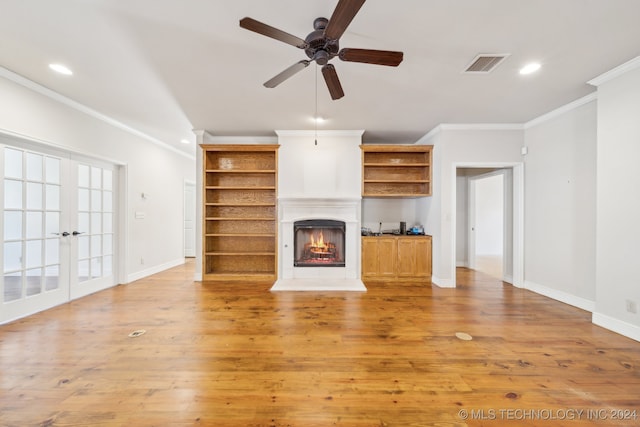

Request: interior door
left=1, top=146, right=70, bottom=322
left=1, top=143, right=117, bottom=323
left=469, top=171, right=504, bottom=279
left=69, top=159, right=115, bottom=300
left=184, top=181, right=196, bottom=257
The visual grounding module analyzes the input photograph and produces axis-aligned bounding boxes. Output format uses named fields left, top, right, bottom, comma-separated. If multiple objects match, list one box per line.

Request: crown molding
left=275, top=130, right=365, bottom=138
left=588, top=55, right=640, bottom=87
left=524, top=92, right=597, bottom=129
left=200, top=134, right=278, bottom=145
left=438, top=123, right=524, bottom=131
left=418, top=125, right=443, bottom=143
left=0, top=66, right=194, bottom=160
left=417, top=123, right=524, bottom=144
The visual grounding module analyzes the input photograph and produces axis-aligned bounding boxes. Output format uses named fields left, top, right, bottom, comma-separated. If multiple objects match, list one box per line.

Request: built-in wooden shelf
left=361, top=145, right=433, bottom=197
left=201, top=144, right=279, bottom=281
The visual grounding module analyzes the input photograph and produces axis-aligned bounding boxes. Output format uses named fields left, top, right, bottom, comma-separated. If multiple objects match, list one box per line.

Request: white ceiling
left=2, top=0, right=640, bottom=157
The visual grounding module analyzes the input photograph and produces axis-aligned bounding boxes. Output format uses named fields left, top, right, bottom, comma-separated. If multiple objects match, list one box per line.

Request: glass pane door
left=1, top=144, right=117, bottom=323
left=1, top=146, right=69, bottom=322
left=69, top=162, right=115, bottom=300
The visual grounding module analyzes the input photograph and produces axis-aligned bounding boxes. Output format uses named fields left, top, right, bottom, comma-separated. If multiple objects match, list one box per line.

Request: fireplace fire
left=294, top=219, right=346, bottom=267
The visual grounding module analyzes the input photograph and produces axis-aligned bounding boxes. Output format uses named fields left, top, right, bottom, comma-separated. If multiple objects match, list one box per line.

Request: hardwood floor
left=1, top=261, right=639, bottom=426
left=473, top=254, right=503, bottom=280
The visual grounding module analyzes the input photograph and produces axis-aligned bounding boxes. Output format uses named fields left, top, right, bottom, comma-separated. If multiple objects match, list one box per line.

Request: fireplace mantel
left=278, top=197, right=361, bottom=222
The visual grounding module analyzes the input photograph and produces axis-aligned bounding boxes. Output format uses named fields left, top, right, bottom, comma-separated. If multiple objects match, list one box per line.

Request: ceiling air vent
left=464, top=54, right=510, bottom=73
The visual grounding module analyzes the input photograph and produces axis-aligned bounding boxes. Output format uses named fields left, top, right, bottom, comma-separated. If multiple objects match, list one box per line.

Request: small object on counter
left=407, top=225, right=425, bottom=235
left=381, top=229, right=401, bottom=235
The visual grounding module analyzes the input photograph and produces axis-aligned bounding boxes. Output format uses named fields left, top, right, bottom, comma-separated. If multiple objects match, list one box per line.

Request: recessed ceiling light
left=313, top=116, right=326, bottom=124
left=519, top=62, right=541, bottom=75
left=49, top=63, right=73, bottom=75
left=180, top=139, right=190, bottom=144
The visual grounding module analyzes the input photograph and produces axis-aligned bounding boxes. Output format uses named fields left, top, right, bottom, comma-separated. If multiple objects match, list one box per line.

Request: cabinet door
left=377, top=238, right=397, bottom=277
left=397, top=239, right=417, bottom=277
left=361, top=238, right=380, bottom=277
left=414, top=238, right=432, bottom=278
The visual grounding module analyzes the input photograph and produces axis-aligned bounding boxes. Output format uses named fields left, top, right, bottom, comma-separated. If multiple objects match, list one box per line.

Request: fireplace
left=294, top=220, right=346, bottom=267
left=277, top=197, right=361, bottom=281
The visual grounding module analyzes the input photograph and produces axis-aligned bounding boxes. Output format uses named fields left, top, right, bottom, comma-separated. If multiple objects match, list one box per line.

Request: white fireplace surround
left=277, top=197, right=361, bottom=281
left=272, top=130, right=365, bottom=290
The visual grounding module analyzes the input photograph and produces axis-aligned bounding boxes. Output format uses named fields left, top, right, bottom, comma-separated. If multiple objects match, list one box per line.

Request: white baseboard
left=432, top=275, right=455, bottom=288
left=126, top=258, right=185, bottom=284
left=524, top=280, right=595, bottom=312
left=592, top=312, right=640, bottom=343
left=456, top=261, right=468, bottom=268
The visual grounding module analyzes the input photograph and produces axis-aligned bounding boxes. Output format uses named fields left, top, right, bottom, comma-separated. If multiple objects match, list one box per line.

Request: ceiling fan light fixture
left=239, top=0, right=403, bottom=100
left=520, top=62, right=541, bottom=75
left=49, top=63, right=73, bottom=75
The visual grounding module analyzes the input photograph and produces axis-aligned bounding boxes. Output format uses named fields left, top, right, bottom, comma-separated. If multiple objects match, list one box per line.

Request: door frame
left=183, top=179, right=196, bottom=258
left=0, top=130, right=127, bottom=323
left=452, top=162, right=524, bottom=288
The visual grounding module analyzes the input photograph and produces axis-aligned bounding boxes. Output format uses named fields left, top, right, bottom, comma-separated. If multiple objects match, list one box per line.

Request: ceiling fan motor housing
left=305, top=17, right=339, bottom=65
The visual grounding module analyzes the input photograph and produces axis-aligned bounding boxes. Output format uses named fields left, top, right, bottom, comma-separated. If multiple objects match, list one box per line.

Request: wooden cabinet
left=361, top=145, right=433, bottom=197
left=362, top=235, right=432, bottom=281
left=362, top=237, right=397, bottom=278
left=202, top=144, right=279, bottom=281
left=397, top=237, right=432, bottom=278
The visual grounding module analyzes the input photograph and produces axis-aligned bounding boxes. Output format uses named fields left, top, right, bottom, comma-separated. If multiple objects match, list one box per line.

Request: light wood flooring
left=1, top=260, right=640, bottom=426
left=473, top=255, right=503, bottom=280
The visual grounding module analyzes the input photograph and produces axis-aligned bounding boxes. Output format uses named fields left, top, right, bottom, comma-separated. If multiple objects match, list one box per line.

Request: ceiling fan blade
left=264, top=60, right=311, bottom=88
left=339, top=48, right=404, bottom=66
left=322, top=64, right=345, bottom=100
left=240, top=17, right=309, bottom=49
left=324, top=0, right=366, bottom=41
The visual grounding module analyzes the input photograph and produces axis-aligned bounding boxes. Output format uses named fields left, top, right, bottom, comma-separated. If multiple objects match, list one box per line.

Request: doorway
left=456, top=166, right=517, bottom=284
left=1, top=141, right=118, bottom=323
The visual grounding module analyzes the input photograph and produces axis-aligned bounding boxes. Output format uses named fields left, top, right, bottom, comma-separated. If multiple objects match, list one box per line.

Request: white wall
left=591, top=61, right=640, bottom=341
left=417, top=126, right=523, bottom=287
left=362, top=198, right=420, bottom=233
left=523, top=97, right=597, bottom=309
left=0, top=73, right=195, bottom=283
left=276, top=130, right=363, bottom=199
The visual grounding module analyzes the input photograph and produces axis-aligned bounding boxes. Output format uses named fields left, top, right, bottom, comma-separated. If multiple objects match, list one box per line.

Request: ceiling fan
left=239, top=0, right=403, bottom=100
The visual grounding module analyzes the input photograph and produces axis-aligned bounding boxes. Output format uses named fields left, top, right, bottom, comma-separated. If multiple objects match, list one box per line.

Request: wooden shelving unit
left=361, top=145, right=433, bottom=197
left=201, top=144, right=279, bottom=281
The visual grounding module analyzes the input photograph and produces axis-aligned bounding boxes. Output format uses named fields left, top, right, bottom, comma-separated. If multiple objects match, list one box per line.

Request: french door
left=1, top=142, right=117, bottom=323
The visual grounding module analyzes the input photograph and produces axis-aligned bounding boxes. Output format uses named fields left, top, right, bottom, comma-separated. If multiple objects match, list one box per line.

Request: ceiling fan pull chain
left=315, top=65, right=318, bottom=146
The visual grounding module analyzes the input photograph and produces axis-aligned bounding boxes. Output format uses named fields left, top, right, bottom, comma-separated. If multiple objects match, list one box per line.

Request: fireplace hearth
left=294, top=220, right=346, bottom=267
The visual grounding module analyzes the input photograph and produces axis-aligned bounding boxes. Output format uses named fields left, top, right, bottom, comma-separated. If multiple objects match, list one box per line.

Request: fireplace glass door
left=293, top=220, right=345, bottom=267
